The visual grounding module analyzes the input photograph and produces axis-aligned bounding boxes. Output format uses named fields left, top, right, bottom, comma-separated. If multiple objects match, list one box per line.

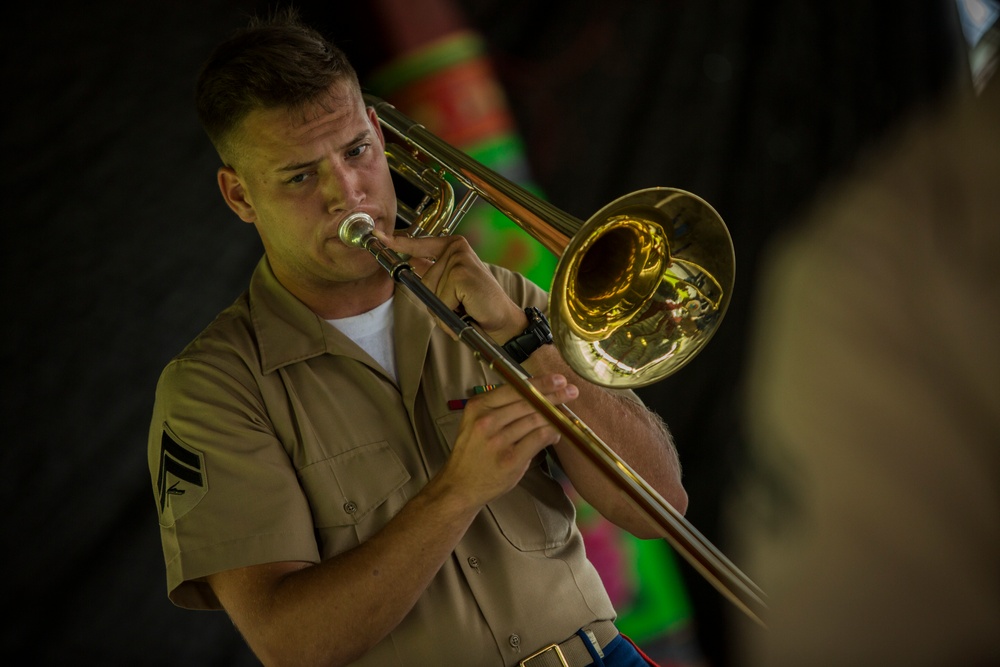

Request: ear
left=217, top=166, right=257, bottom=223
left=367, top=105, right=386, bottom=148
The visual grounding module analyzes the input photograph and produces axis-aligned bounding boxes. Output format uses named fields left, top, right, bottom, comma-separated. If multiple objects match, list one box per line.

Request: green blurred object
left=457, top=134, right=558, bottom=287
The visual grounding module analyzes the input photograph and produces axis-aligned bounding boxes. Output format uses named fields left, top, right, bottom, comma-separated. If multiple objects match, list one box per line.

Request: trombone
left=340, top=95, right=765, bottom=624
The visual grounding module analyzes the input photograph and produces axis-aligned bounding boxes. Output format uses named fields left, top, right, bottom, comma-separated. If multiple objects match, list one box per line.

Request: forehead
left=235, top=83, right=367, bottom=162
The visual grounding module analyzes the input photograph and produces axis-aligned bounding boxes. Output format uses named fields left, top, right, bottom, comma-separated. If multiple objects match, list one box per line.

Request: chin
left=344, top=254, right=388, bottom=282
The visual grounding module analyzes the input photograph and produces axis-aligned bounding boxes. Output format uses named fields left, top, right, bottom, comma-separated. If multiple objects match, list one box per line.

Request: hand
left=374, top=231, right=528, bottom=343
left=441, top=374, right=578, bottom=507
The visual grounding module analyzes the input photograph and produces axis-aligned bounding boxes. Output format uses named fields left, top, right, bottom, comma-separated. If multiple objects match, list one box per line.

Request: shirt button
left=343, top=501, right=358, bottom=514
left=467, top=556, right=480, bottom=570
left=509, top=634, right=520, bottom=649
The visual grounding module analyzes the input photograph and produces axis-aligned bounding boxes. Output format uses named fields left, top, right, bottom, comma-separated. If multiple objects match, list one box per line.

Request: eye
left=286, top=172, right=313, bottom=185
left=346, top=143, right=370, bottom=159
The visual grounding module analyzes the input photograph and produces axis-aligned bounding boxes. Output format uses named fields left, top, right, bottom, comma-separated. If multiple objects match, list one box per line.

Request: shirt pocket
left=435, top=410, right=575, bottom=552
left=486, top=456, right=576, bottom=552
left=434, top=410, right=462, bottom=454
left=298, top=440, right=411, bottom=550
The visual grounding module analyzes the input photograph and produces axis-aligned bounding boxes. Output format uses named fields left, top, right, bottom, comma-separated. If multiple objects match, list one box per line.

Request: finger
left=459, top=400, right=559, bottom=472
left=374, top=231, right=464, bottom=299
left=463, top=377, right=578, bottom=436
left=473, top=375, right=575, bottom=409
left=375, top=230, right=460, bottom=263
left=495, top=410, right=561, bottom=452
left=378, top=232, right=521, bottom=337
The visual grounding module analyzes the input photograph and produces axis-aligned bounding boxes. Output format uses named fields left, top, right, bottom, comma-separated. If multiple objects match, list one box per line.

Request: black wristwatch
left=502, top=307, right=553, bottom=363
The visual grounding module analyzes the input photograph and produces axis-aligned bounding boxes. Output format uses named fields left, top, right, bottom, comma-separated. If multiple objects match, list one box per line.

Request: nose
left=324, top=165, right=365, bottom=214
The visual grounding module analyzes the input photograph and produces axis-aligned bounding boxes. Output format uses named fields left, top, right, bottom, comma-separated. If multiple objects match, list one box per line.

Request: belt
left=519, top=620, right=619, bottom=667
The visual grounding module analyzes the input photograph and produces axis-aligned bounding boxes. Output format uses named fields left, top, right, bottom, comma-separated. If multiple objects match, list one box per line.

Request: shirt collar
left=248, top=256, right=329, bottom=373
left=248, top=256, right=434, bottom=379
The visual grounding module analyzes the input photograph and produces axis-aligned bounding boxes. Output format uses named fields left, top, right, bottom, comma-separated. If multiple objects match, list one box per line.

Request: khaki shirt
left=148, top=257, right=616, bottom=666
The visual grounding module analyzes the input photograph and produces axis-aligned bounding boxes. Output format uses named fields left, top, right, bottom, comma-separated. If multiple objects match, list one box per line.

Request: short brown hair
left=195, top=8, right=360, bottom=163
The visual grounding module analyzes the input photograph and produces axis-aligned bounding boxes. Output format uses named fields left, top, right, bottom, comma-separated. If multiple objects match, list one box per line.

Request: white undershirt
left=326, top=296, right=397, bottom=381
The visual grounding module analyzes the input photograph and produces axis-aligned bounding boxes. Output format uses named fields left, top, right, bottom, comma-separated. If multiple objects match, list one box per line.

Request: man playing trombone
left=148, top=9, right=686, bottom=666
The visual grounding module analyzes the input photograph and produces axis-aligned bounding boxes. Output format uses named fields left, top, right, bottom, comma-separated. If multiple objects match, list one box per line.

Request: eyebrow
left=275, top=129, right=373, bottom=173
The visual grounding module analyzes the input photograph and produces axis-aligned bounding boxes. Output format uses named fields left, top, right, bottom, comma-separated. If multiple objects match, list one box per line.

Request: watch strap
left=502, top=307, right=553, bottom=363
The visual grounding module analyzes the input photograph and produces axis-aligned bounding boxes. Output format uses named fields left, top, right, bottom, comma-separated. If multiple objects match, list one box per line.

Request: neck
left=280, top=267, right=396, bottom=320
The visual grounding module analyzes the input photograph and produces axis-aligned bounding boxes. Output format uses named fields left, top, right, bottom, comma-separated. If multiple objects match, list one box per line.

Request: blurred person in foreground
left=730, top=34, right=1000, bottom=667
left=147, top=9, right=686, bottom=667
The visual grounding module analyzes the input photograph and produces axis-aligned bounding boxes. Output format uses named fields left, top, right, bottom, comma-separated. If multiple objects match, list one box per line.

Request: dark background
left=4, top=1, right=965, bottom=665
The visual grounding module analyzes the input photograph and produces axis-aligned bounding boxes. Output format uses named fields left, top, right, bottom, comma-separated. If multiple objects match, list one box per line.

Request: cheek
left=264, top=184, right=323, bottom=220
left=379, top=169, right=399, bottom=219
left=366, top=157, right=394, bottom=190
left=254, top=196, right=315, bottom=241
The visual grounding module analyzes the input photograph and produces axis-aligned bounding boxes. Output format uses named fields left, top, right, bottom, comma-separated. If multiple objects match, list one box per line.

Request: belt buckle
left=519, top=643, right=569, bottom=667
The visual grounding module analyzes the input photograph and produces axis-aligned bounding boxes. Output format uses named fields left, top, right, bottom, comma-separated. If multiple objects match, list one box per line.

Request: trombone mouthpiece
left=338, top=212, right=375, bottom=248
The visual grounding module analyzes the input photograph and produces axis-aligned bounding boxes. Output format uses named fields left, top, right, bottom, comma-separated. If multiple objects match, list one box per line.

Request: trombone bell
left=554, top=188, right=734, bottom=388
